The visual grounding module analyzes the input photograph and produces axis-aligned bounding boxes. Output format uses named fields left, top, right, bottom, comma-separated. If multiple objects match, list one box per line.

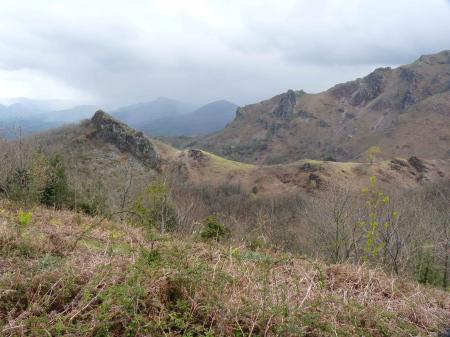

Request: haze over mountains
left=0, top=101, right=101, bottom=138
left=111, top=97, right=196, bottom=127
left=0, top=97, right=239, bottom=139
left=142, top=100, right=238, bottom=136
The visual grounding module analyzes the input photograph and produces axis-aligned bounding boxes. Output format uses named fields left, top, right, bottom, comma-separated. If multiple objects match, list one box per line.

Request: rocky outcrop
left=408, top=156, right=428, bottom=173
left=350, top=69, right=386, bottom=106
left=91, top=110, right=160, bottom=168
left=187, top=149, right=209, bottom=163
left=273, top=90, right=297, bottom=118
left=235, top=107, right=246, bottom=119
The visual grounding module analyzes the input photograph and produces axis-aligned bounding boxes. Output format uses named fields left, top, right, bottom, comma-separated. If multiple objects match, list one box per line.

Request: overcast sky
left=0, top=0, right=449, bottom=107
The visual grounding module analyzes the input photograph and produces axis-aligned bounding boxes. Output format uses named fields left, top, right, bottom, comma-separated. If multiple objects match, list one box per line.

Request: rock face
left=272, top=90, right=297, bottom=118
left=91, top=110, right=160, bottom=168
left=350, top=69, right=387, bottom=106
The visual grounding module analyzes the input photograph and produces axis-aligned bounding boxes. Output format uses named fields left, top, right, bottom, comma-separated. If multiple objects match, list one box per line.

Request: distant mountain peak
left=138, top=99, right=239, bottom=137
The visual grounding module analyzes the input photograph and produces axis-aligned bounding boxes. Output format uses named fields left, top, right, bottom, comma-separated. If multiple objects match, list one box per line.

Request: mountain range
left=191, top=50, right=450, bottom=164
left=141, top=100, right=238, bottom=136
left=0, top=97, right=239, bottom=139
left=111, top=97, right=196, bottom=127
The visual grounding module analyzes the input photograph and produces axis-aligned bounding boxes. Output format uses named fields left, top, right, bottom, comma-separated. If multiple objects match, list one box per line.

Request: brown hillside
left=8, top=111, right=448, bottom=211
left=194, top=50, right=450, bottom=164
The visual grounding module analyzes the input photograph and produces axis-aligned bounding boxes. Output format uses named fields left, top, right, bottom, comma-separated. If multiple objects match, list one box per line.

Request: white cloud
left=0, top=68, right=88, bottom=101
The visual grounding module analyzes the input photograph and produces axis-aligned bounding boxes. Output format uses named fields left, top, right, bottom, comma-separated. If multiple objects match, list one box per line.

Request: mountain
left=0, top=105, right=100, bottom=139
left=0, top=96, right=235, bottom=139
left=142, top=100, right=238, bottom=136
left=112, top=97, right=196, bottom=128
left=0, top=97, right=76, bottom=112
left=192, top=50, right=450, bottom=164
left=0, top=101, right=47, bottom=121
left=40, top=105, right=100, bottom=123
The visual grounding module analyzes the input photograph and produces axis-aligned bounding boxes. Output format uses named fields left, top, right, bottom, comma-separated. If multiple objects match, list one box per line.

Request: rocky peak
left=417, top=50, right=450, bottom=65
left=329, top=69, right=388, bottom=106
left=91, top=110, right=160, bottom=168
left=350, top=69, right=386, bottom=106
left=235, top=107, right=246, bottom=119
left=272, top=89, right=297, bottom=118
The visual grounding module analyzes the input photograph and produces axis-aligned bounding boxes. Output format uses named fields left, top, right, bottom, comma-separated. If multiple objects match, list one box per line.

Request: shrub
left=134, top=180, right=178, bottom=233
left=18, top=210, right=32, bottom=226
left=16, top=210, right=32, bottom=236
left=199, top=215, right=230, bottom=242
left=7, top=169, right=40, bottom=204
left=366, top=146, right=381, bottom=164
left=41, top=154, right=71, bottom=208
left=414, top=248, right=444, bottom=287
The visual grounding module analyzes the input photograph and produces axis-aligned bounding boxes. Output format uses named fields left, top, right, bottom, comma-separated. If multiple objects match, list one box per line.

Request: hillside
left=193, top=50, right=450, bottom=164
left=1, top=112, right=450, bottom=336
left=15, top=111, right=449, bottom=205
left=142, top=100, right=238, bottom=136
left=1, top=201, right=449, bottom=336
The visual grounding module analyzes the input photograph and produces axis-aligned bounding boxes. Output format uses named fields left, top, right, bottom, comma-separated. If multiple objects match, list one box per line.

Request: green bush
left=6, top=168, right=40, bottom=204
left=18, top=210, right=32, bottom=226
left=414, top=249, right=444, bottom=287
left=4, top=153, right=75, bottom=211
left=15, top=209, right=33, bottom=236
left=134, top=180, right=178, bottom=233
left=199, top=215, right=230, bottom=242
left=41, top=154, right=71, bottom=208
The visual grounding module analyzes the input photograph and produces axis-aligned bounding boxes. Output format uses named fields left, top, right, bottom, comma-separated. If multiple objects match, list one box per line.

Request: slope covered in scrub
left=1, top=201, right=449, bottom=336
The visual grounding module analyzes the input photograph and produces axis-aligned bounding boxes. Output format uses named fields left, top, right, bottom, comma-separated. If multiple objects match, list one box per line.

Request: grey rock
left=235, top=107, right=246, bottom=119
left=273, top=90, right=297, bottom=118
left=91, top=110, right=160, bottom=168
left=318, top=120, right=331, bottom=128
left=408, top=156, right=428, bottom=173
left=298, top=110, right=316, bottom=119
left=350, top=70, right=385, bottom=106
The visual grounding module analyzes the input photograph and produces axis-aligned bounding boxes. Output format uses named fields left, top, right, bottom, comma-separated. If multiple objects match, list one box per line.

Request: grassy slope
left=1, top=201, right=449, bottom=336
left=163, top=143, right=449, bottom=196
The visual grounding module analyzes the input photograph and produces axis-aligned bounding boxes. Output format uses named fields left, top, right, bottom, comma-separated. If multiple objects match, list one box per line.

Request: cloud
left=0, top=0, right=449, bottom=106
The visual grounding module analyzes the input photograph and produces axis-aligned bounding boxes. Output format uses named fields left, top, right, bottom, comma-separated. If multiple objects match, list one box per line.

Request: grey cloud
left=0, top=0, right=449, bottom=106
left=228, top=1, right=450, bottom=66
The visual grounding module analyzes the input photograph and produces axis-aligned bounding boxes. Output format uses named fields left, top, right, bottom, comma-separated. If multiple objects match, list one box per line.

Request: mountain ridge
left=142, top=99, right=238, bottom=136
left=191, top=50, right=450, bottom=164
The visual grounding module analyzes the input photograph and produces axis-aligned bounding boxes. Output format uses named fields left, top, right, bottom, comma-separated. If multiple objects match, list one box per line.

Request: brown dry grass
left=0, top=200, right=449, bottom=336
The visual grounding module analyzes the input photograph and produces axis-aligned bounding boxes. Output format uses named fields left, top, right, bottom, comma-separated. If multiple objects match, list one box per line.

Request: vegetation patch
left=0, top=201, right=449, bottom=336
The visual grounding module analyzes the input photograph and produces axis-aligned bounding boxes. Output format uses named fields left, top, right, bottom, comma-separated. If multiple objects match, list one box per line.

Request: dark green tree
left=200, top=214, right=230, bottom=242
left=41, top=155, right=70, bottom=208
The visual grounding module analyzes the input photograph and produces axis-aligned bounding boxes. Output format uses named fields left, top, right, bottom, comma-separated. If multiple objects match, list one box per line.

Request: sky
left=0, top=0, right=449, bottom=107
